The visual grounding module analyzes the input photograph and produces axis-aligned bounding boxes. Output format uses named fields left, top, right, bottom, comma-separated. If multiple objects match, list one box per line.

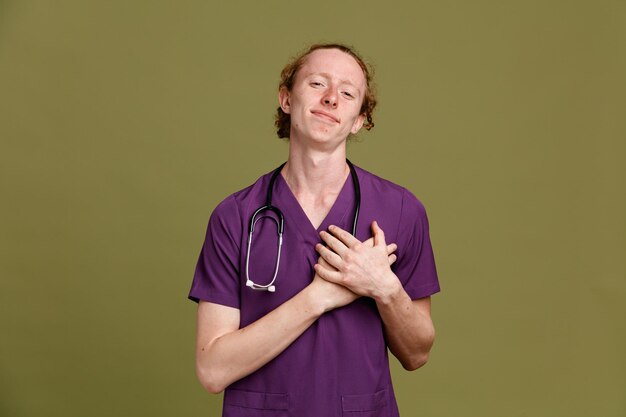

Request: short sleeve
left=188, top=195, right=243, bottom=308
left=392, top=189, right=440, bottom=300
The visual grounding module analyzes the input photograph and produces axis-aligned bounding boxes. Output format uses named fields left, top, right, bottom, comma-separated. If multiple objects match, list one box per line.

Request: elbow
left=202, top=379, right=226, bottom=395
left=402, top=351, right=430, bottom=371
left=196, top=364, right=227, bottom=394
left=196, top=336, right=234, bottom=394
left=402, top=329, right=435, bottom=371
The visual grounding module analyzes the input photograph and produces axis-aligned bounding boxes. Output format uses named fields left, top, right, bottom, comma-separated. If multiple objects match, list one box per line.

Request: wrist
left=374, top=272, right=404, bottom=305
left=302, top=282, right=329, bottom=317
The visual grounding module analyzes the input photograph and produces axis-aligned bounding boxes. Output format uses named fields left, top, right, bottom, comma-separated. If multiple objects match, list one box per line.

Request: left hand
left=314, top=221, right=401, bottom=301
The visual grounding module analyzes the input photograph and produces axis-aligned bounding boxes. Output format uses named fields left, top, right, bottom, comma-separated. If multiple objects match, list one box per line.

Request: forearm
left=197, top=288, right=324, bottom=393
left=375, top=277, right=435, bottom=371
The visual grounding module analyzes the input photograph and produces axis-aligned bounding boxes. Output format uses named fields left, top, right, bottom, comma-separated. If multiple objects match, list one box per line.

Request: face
left=279, top=48, right=367, bottom=146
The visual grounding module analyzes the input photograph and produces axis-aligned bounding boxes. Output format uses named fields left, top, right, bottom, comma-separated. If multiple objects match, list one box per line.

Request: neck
left=281, top=145, right=349, bottom=197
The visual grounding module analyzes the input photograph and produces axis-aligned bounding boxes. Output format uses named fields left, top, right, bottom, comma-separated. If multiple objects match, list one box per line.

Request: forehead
left=296, top=48, right=366, bottom=88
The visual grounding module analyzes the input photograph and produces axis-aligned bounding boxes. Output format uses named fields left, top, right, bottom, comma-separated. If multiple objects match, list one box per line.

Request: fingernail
left=329, top=225, right=335, bottom=230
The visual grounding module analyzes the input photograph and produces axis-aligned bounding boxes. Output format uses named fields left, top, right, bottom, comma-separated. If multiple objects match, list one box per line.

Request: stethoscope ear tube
left=245, top=211, right=283, bottom=291
left=249, top=205, right=284, bottom=234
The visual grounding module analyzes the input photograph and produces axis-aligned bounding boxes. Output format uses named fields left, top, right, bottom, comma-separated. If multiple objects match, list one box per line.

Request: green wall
left=1, top=1, right=624, bottom=416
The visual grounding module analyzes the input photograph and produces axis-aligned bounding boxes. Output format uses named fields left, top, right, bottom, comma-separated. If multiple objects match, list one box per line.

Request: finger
left=315, top=243, right=343, bottom=269
left=314, top=263, right=342, bottom=284
left=388, top=254, right=397, bottom=265
left=365, top=234, right=394, bottom=254
left=317, top=254, right=336, bottom=270
left=361, top=235, right=395, bottom=254
left=320, top=230, right=349, bottom=257
left=372, top=221, right=386, bottom=247
left=328, top=225, right=361, bottom=248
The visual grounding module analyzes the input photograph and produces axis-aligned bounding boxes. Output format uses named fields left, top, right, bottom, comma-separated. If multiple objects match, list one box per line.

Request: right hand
left=309, top=238, right=397, bottom=312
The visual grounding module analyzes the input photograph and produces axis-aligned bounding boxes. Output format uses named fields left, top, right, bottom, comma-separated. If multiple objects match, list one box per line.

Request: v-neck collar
left=274, top=168, right=356, bottom=244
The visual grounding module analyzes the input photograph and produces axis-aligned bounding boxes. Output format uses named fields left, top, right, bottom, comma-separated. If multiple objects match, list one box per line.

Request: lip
left=310, top=110, right=340, bottom=123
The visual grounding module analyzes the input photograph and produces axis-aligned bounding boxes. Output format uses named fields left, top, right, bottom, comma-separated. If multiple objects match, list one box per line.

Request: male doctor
left=189, top=43, right=440, bottom=416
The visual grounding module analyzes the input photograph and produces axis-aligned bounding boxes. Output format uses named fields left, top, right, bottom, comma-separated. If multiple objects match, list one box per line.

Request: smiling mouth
left=311, top=110, right=340, bottom=123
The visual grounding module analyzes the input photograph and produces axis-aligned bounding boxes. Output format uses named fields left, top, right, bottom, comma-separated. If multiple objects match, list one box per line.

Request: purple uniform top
left=189, top=164, right=440, bottom=417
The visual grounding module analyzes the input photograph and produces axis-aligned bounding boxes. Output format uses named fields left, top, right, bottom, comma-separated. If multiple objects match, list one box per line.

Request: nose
left=322, top=87, right=338, bottom=108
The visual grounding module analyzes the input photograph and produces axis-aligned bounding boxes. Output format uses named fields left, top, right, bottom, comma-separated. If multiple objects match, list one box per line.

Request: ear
left=278, top=87, right=291, bottom=114
left=350, top=113, right=366, bottom=134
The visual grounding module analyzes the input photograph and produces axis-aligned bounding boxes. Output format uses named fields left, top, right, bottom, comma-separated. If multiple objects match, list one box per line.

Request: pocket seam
left=341, top=388, right=387, bottom=412
left=224, top=388, right=289, bottom=411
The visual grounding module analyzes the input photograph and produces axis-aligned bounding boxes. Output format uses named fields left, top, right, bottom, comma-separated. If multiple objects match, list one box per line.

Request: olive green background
left=1, top=1, right=624, bottom=416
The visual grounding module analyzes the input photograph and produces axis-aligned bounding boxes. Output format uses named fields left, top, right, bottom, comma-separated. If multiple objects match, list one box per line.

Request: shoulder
left=211, top=170, right=273, bottom=218
left=354, top=164, right=427, bottom=215
left=205, top=169, right=276, bottom=239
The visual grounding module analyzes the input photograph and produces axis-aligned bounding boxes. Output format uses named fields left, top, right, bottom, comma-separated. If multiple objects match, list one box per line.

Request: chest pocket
left=341, top=389, right=389, bottom=417
left=223, top=389, right=289, bottom=417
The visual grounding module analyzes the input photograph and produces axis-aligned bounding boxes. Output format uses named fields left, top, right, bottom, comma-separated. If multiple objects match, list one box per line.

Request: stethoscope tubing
left=245, top=159, right=360, bottom=292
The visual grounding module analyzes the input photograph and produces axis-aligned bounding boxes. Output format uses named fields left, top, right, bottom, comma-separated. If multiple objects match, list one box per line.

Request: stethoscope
left=245, top=159, right=361, bottom=292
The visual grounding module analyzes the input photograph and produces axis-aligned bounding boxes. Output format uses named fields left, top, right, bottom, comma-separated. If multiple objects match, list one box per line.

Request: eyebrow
left=309, top=72, right=362, bottom=94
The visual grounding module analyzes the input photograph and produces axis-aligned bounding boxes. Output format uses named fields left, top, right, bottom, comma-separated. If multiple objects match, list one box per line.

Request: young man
left=189, top=44, right=440, bottom=416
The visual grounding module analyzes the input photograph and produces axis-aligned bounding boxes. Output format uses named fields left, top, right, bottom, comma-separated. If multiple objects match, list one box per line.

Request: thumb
left=372, top=220, right=386, bottom=247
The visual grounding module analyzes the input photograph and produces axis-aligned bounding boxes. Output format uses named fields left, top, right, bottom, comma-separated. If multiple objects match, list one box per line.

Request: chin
left=291, top=125, right=346, bottom=146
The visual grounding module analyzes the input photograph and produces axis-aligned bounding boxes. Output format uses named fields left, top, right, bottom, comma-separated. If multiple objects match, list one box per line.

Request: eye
left=342, top=91, right=355, bottom=99
left=310, top=81, right=324, bottom=87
